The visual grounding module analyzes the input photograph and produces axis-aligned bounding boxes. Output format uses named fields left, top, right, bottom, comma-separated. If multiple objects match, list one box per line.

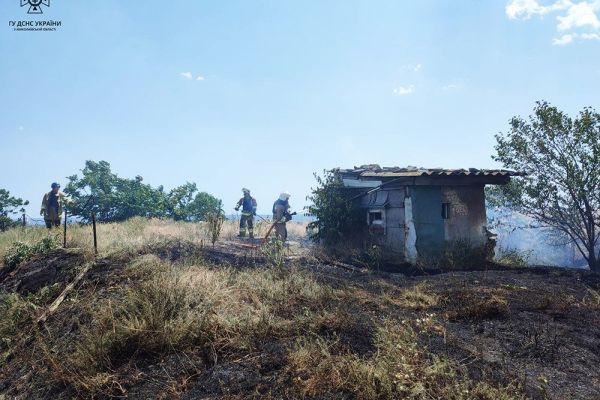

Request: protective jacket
left=272, top=199, right=290, bottom=223
left=41, top=191, right=70, bottom=221
left=236, top=196, right=257, bottom=216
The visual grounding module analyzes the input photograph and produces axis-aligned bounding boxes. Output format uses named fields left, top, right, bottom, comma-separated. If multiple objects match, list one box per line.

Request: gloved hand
left=234, top=207, right=239, bottom=211
left=40, top=209, right=45, bottom=216
left=253, top=211, right=257, bottom=215
left=279, top=217, right=287, bottom=223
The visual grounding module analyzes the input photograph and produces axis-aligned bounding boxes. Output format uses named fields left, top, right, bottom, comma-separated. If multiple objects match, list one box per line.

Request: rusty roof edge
left=338, top=167, right=526, bottom=177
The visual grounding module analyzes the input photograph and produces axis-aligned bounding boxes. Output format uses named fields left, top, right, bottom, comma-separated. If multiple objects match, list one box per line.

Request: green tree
left=0, top=189, right=28, bottom=231
left=167, top=182, right=198, bottom=221
left=188, top=192, right=223, bottom=221
left=307, top=169, right=365, bottom=247
left=167, top=183, right=223, bottom=221
left=64, top=160, right=223, bottom=223
left=492, top=102, right=600, bottom=271
left=65, top=161, right=169, bottom=222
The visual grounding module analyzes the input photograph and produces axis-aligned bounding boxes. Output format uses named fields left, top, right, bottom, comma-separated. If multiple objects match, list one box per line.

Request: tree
left=0, top=189, right=28, bottom=231
left=64, top=160, right=223, bottom=223
left=188, top=192, right=223, bottom=221
left=492, top=102, right=600, bottom=271
left=167, top=182, right=199, bottom=221
left=307, top=169, right=365, bottom=247
left=65, top=160, right=169, bottom=222
left=166, top=183, right=224, bottom=221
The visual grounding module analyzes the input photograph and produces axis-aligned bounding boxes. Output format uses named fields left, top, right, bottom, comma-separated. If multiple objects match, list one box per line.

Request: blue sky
left=1, top=0, right=599, bottom=215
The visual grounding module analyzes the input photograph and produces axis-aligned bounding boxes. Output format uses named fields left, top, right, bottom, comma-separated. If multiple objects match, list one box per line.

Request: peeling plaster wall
left=441, top=185, right=487, bottom=245
left=356, top=184, right=489, bottom=263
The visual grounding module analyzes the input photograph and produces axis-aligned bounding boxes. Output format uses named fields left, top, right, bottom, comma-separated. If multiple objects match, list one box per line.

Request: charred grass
left=1, top=221, right=598, bottom=399
left=0, top=253, right=528, bottom=399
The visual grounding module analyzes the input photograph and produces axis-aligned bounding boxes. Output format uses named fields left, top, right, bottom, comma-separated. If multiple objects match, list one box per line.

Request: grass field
left=1, top=218, right=599, bottom=399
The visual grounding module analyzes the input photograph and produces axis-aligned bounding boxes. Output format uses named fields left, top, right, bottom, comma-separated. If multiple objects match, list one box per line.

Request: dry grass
left=0, top=219, right=536, bottom=399
left=443, top=288, right=509, bottom=321
left=28, top=254, right=341, bottom=396
left=286, top=319, right=525, bottom=400
left=0, top=217, right=309, bottom=263
left=395, top=283, right=439, bottom=310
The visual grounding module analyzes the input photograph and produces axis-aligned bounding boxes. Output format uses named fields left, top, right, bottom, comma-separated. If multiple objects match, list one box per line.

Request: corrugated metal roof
left=339, top=165, right=524, bottom=178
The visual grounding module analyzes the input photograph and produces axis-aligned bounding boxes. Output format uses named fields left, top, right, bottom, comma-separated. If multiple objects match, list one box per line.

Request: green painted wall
left=411, top=186, right=444, bottom=257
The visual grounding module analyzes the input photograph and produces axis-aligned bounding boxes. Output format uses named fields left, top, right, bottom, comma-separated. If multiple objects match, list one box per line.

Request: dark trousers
left=239, top=214, right=254, bottom=237
left=45, top=219, right=60, bottom=229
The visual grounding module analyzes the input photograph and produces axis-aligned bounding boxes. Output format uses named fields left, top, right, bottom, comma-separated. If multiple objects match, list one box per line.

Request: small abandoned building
left=339, top=165, right=522, bottom=263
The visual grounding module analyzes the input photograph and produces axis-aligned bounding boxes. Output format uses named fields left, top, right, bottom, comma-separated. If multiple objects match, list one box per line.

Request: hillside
left=0, top=219, right=599, bottom=399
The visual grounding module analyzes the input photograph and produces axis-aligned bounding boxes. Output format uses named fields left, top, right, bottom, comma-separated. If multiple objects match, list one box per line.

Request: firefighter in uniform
left=272, top=191, right=291, bottom=241
left=41, top=182, right=72, bottom=229
left=235, top=188, right=257, bottom=238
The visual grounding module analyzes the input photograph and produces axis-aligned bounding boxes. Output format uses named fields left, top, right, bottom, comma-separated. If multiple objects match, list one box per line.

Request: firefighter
left=235, top=188, right=257, bottom=238
left=41, top=182, right=72, bottom=229
left=272, top=191, right=291, bottom=241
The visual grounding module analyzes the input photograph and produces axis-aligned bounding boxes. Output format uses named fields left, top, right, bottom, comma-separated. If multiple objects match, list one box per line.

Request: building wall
left=360, top=184, right=488, bottom=263
left=361, top=188, right=405, bottom=262
left=384, top=189, right=405, bottom=260
left=411, top=186, right=445, bottom=257
left=441, top=185, right=487, bottom=245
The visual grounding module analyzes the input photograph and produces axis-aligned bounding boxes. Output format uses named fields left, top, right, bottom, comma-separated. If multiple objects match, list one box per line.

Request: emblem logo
left=20, top=0, right=50, bottom=14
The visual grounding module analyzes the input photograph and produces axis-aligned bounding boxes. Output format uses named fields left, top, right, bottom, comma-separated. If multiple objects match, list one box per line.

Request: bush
left=307, top=169, right=366, bottom=249
left=205, top=207, right=225, bottom=247
left=261, top=237, right=286, bottom=267
left=2, top=235, right=59, bottom=269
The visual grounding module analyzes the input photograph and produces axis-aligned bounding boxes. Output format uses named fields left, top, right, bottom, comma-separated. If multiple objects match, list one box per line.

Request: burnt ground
left=0, top=241, right=599, bottom=399
left=312, top=265, right=600, bottom=400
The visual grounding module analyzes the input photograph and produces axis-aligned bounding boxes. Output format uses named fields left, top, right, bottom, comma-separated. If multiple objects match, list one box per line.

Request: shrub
left=261, top=238, right=286, bottom=267
left=205, top=206, right=225, bottom=247
left=2, top=235, right=59, bottom=269
left=307, top=169, right=366, bottom=249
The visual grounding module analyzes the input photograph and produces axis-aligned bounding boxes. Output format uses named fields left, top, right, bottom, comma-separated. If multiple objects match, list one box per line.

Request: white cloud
left=506, top=0, right=600, bottom=45
left=506, top=0, right=570, bottom=19
left=393, top=85, right=415, bottom=95
left=553, top=33, right=575, bottom=44
left=553, top=30, right=600, bottom=44
left=196, top=76, right=205, bottom=81
left=557, top=2, right=600, bottom=30
left=581, top=31, right=600, bottom=39
left=18, top=125, right=24, bottom=131
left=413, top=63, right=422, bottom=72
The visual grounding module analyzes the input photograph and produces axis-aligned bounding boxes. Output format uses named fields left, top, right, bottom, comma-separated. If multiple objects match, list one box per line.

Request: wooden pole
left=63, top=208, right=67, bottom=248
left=22, top=213, right=26, bottom=227
left=92, top=212, right=98, bottom=255
left=37, top=263, right=92, bottom=325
